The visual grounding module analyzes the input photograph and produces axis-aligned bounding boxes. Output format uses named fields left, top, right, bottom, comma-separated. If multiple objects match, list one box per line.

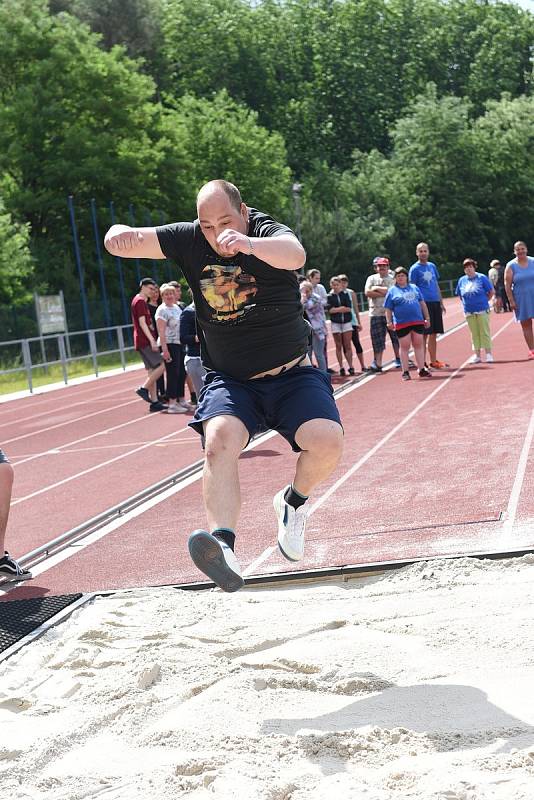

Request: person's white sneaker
left=165, top=403, right=187, bottom=414
left=470, top=354, right=481, bottom=364
left=273, top=486, right=308, bottom=562
left=188, top=530, right=244, bottom=592
left=485, top=353, right=494, bottom=363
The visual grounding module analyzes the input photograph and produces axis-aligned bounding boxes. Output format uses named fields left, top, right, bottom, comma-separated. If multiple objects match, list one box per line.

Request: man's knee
left=295, top=419, right=344, bottom=460
left=203, top=416, right=249, bottom=461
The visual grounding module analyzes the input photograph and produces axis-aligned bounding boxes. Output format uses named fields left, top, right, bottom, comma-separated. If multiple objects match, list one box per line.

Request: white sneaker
left=273, top=486, right=308, bottom=562
left=485, top=353, right=494, bottom=363
left=470, top=354, right=481, bottom=364
left=188, top=530, right=244, bottom=593
left=165, top=404, right=187, bottom=414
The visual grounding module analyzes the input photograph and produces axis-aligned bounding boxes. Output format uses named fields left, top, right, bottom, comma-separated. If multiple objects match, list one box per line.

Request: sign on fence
left=34, top=292, right=68, bottom=335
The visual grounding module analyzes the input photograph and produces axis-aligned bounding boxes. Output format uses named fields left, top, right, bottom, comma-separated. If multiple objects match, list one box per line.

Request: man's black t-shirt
left=156, top=209, right=310, bottom=380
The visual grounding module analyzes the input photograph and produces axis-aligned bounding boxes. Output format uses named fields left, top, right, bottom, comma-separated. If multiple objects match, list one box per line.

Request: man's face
left=310, top=272, right=320, bottom=285
left=141, top=283, right=156, bottom=299
left=197, top=192, right=247, bottom=256
left=416, top=245, right=429, bottom=262
left=464, top=263, right=476, bottom=277
left=376, top=264, right=389, bottom=277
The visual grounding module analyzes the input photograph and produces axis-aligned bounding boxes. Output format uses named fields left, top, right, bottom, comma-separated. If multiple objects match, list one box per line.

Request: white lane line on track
left=244, top=315, right=515, bottom=575
left=12, top=409, right=186, bottom=467
left=11, top=424, right=196, bottom=505
left=3, top=399, right=142, bottom=446
left=502, top=408, right=534, bottom=535
left=0, top=383, right=140, bottom=431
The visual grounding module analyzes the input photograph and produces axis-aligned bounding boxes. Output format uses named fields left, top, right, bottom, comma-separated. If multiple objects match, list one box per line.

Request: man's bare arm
left=104, top=225, right=165, bottom=260
left=216, top=229, right=306, bottom=270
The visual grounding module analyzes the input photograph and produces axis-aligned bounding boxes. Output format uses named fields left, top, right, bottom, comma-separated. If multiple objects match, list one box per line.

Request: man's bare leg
left=292, top=419, right=344, bottom=496
left=274, top=418, right=343, bottom=562
left=188, top=415, right=249, bottom=592
left=202, top=415, right=249, bottom=531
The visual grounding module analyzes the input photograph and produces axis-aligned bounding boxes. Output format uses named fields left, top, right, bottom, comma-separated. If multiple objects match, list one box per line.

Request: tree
left=160, top=91, right=292, bottom=220
left=0, top=1, right=174, bottom=294
left=0, top=196, right=35, bottom=305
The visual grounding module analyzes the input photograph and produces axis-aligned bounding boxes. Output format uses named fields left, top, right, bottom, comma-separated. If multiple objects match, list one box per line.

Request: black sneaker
left=0, top=552, right=32, bottom=581
left=149, top=401, right=167, bottom=412
left=136, top=387, right=151, bottom=404
left=402, top=371, right=411, bottom=381
left=369, top=364, right=382, bottom=373
left=188, top=530, right=244, bottom=593
left=418, top=367, right=432, bottom=378
left=348, top=367, right=355, bottom=375
left=326, top=368, right=335, bottom=374
left=339, top=368, right=346, bottom=376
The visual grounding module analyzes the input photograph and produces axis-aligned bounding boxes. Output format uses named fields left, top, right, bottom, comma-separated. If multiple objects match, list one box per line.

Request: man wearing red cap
left=364, top=257, right=401, bottom=372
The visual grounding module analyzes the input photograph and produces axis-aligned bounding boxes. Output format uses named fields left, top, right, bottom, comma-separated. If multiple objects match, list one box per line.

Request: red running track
left=3, top=301, right=534, bottom=600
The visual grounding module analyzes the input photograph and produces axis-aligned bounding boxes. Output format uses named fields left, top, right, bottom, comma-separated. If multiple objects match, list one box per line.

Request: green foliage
left=0, top=196, right=35, bottom=305
left=160, top=91, right=292, bottom=219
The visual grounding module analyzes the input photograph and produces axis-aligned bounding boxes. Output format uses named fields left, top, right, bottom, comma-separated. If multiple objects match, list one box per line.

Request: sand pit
left=2, top=555, right=534, bottom=799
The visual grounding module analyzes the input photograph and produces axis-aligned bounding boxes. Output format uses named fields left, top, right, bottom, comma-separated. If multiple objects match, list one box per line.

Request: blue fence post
left=109, top=201, right=129, bottom=325
left=90, top=199, right=112, bottom=331
left=128, top=204, right=142, bottom=286
left=67, top=195, right=91, bottom=331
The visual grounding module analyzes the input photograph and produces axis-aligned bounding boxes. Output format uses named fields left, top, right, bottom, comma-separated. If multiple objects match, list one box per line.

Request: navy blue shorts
left=189, top=365, right=342, bottom=452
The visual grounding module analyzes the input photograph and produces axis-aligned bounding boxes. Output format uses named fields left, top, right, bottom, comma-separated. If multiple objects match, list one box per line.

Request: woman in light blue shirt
left=504, top=241, right=534, bottom=359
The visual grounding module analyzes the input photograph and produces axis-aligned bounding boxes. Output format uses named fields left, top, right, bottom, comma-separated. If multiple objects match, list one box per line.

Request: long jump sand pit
left=2, top=555, right=534, bottom=799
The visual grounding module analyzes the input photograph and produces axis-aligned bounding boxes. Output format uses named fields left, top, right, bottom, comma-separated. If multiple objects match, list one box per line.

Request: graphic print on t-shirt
left=200, top=264, right=258, bottom=322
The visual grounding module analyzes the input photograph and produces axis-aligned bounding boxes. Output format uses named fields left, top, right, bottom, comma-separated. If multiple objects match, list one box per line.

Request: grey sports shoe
left=188, top=530, right=244, bottom=593
left=0, top=552, right=33, bottom=581
left=273, top=486, right=308, bottom=562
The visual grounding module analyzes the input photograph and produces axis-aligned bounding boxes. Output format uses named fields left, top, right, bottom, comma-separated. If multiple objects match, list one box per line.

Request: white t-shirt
left=312, top=282, right=328, bottom=307
left=364, top=273, right=395, bottom=317
left=155, top=303, right=182, bottom=344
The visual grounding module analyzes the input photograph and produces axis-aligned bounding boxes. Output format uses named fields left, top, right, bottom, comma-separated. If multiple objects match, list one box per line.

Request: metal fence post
left=88, top=330, right=99, bottom=377
left=117, top=326, right=126, bottom=370
left=58, top=335, right=68, bottom=385
left=21, top=339, right=33, bottom=393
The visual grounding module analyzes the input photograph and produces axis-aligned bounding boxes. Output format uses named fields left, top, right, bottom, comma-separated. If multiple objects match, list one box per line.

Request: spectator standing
left=131, top=278, right=166, bottom=412
left=505, top=241, right=534, bottom=359
left=300, top=280, right=327, bottom=371
left=364, top=257, right=401, bottom=372
left=409, top=242, right=447, bottom=369
left=455, top=259, right=494, bottom=363
left=147, top=282, right=166, bottom=402
left=327, top=276, right=355, bottom=376
left=306, top=268, right=331, bottom=372
left=179, top=298, right=207, bottom=402
left=155, top=283, right=189, bottom=413
left=0, top=449, right=32, bottom=581
left=338, top=274, right=368, bottom=373
left=384, top=267, right=431, bottom=380
left=488, top=259, right=509, bottom=313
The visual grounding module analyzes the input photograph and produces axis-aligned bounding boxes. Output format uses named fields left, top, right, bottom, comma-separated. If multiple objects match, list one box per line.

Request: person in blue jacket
left=455, top=258, right=494, bottom=363
left=384, top=268, right=431, bottom=381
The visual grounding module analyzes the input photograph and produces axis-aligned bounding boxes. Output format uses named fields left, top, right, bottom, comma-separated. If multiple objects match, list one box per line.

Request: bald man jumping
left=105, top=180, right=343, bottom=592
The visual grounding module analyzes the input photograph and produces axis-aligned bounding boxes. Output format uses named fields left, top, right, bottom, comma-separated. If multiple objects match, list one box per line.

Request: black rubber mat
left=0, top=593, right=83, bottom=655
